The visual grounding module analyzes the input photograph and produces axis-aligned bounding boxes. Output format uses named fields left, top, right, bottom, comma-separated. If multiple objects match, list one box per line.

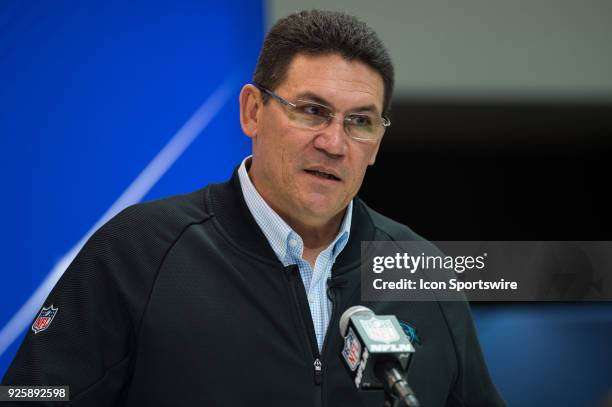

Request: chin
left=298, top=196, right=347, bottom=221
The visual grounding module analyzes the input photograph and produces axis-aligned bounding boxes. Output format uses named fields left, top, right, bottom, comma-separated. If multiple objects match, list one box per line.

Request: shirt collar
left=237, top=156, right=352, bottom=265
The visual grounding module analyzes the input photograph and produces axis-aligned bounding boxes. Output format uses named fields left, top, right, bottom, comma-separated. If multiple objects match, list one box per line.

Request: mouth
left=304, top=169, right=341, bottom=182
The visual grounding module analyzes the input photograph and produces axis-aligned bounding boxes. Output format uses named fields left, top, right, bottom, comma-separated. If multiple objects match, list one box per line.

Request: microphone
left=327, top=276, right=348, bottom=300
left=339, top=306, right=420, bottom=407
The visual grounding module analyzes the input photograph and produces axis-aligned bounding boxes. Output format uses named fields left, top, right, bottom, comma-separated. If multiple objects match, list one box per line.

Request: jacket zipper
left=321, top=278, right=339, bottom=358
left=285, top=266, right=342, bottom=407
left=285, top=266, right=324, bottom=385
left=319, top=277, right=340, bottom=407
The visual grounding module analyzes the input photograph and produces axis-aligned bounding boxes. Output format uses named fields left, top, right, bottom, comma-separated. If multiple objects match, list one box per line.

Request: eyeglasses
left=257, top=86, right=390, bottom=143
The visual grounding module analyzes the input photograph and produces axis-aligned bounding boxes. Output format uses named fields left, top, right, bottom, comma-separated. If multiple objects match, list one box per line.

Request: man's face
left=242, top=53, right=385, bottom=227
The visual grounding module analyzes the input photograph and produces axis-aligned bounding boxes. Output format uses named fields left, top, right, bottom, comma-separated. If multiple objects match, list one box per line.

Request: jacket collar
left=205, top=165, right=376, bottom=274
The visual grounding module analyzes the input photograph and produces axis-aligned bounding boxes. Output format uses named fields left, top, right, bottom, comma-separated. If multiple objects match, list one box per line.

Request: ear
left=368, top=135, right=384, bottom=165
left=239, top=84, right=262, bottom=139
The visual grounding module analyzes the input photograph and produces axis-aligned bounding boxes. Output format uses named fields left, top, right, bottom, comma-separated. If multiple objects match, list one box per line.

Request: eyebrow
left=294, top=91, right=380, bottom=115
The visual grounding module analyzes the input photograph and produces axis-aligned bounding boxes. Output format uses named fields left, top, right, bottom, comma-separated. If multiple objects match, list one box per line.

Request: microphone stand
left=377, top=361, right=420, bottom=407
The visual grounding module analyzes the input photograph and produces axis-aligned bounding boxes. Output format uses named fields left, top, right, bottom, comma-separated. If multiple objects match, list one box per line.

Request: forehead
left=279, top=53, right=385, bottom=112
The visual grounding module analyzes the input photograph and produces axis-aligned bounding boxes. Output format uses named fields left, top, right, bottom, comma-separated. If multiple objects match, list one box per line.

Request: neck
left=276, top=206, right=345, bottom=267
left=282, top=208, right=344, bottom=249
left=246, top=159, right=347, bottom=267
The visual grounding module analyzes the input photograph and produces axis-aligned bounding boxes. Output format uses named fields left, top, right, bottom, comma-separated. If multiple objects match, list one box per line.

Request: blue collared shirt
left=238, top=156, right=352, bottom=351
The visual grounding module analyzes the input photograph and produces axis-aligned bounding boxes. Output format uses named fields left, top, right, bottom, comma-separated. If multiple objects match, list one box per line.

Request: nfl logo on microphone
left=342, top=327, right=362, bottom=371
left=31, top=305, right=58, bottom=334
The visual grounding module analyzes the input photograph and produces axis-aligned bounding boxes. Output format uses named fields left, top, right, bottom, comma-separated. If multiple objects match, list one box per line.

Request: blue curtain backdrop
left=0, top=0, right=263, bottom=375
left=474, top=303, right=612, bottom=406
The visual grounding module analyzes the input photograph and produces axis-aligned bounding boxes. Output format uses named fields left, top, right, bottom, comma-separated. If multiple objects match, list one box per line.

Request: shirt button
left=289, top=239, right=298, bottom=247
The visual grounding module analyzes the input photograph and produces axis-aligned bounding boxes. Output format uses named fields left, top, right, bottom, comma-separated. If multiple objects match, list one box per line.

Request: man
left=2, top=10, right=505, bottom=406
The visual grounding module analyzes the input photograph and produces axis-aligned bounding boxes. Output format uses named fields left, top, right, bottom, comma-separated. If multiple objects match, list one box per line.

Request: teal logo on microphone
left=399, top=320, right=421, bottom=345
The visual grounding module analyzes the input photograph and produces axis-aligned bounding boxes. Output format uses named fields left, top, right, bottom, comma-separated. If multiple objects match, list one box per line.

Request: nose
left=312, top=117, right=348, bottom=158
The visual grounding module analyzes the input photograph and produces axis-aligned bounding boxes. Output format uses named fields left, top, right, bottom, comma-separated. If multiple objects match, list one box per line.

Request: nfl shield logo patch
left=31, top=305, right=58, bottom=334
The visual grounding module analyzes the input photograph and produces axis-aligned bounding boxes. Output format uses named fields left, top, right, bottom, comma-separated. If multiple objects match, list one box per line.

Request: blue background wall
left=474, top=303, right=612, bottom=406
left=1, top=0, right=261, bottom=377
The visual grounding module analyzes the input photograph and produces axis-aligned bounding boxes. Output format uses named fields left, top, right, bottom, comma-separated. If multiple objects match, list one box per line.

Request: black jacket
left=3, top=168, right=505, bottom=406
